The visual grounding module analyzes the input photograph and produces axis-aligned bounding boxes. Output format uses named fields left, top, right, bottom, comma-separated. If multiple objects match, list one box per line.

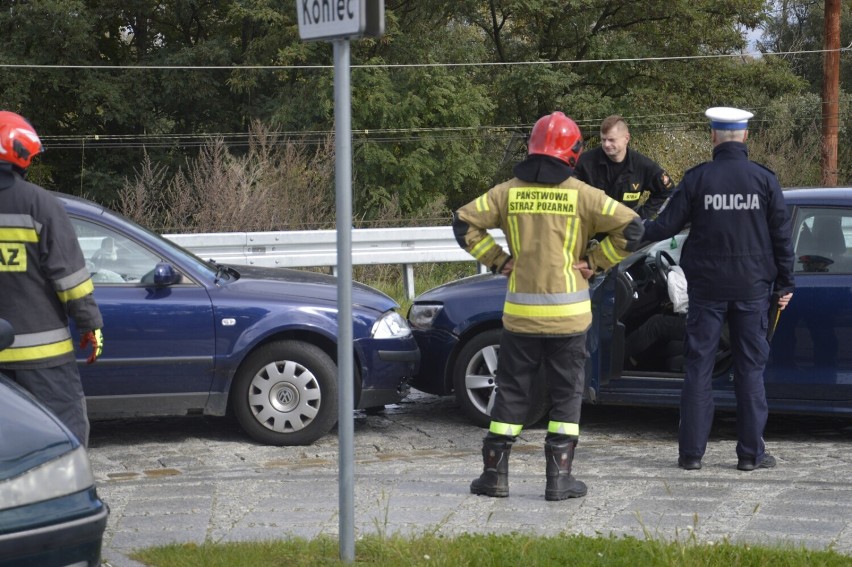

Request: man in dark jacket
left=642, top=107, right=794, bottom=472
left=574, top=115, right=675, bottom=219
left=0, top=111, right=103, bottom=447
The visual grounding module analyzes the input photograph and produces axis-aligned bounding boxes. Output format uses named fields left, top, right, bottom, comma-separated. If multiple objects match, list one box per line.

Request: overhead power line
left=39, top=103, right=835, bottom=146
left=42, top=117, right=842, bottom=152
left=0, top=46, right=849, bottom=71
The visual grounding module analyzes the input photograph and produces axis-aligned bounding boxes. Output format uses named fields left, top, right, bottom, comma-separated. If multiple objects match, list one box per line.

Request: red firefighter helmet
left=527, top=111, right=583, bottom=167
left=0, top=111, right=43, bottom=169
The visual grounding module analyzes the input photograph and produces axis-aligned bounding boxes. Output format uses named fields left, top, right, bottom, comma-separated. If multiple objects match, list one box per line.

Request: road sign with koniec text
left=297, top=0, right=384, bottom=41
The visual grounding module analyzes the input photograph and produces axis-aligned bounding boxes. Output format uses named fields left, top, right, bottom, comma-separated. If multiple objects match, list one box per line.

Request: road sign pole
left=332, top=37, right=355, bottom=563
left=297, top=2, right=383, bottom=562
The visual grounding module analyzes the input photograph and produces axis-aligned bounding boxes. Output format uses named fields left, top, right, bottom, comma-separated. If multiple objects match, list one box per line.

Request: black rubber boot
left=470, top=440, right=512, bottom=497
left=545, top=440, right=587, bottom=500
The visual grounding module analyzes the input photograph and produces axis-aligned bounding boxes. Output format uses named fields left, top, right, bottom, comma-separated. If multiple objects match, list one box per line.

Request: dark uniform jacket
left=0, top=166, right=102, bottom=368
left=453, top=155, right=642, bottom=336
left=573, top=146, right=675, bottom=219
left=642, top=142, right=795, bottom=301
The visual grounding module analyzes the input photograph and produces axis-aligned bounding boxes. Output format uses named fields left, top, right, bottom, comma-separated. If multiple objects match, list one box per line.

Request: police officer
left=642, top=107, right=795, bottom=471
left=0, top=110, right=103, bottom=447
left=453, top=111, right=643, bottom=500
left=573, top=115, right=675, bottom=219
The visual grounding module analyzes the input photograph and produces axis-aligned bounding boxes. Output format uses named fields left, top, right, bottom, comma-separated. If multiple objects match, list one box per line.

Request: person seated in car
left=626, top=312, right=686, bottom=368
left=90, top=237, right=117, bottom=266
left=625, top=264, right=729, bottom=370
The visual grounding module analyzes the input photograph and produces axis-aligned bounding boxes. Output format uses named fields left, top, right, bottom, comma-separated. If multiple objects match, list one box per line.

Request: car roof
left=783, top=187, right=852, bottom=206
left=54, top=191, right=111, bottom=217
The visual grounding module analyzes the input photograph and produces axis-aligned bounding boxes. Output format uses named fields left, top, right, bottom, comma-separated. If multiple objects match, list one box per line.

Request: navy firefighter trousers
left=679, top=295, right=771, bottom=462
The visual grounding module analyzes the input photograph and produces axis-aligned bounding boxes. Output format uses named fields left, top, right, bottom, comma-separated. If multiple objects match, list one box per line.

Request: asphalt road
left=88, top=391, right=852, bottom=566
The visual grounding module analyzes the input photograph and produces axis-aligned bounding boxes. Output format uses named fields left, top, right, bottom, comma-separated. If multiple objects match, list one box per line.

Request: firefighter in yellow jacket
left=453, top=111, right=643, bottom=500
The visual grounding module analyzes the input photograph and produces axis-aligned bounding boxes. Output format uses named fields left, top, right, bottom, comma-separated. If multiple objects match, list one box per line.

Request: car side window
left=71, top=218, right=167, bottom=284
left=792, top=207, right=852, bottom=274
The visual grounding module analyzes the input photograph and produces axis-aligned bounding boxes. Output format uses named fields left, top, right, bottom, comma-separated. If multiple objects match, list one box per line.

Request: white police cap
left=705, top=107, right=753, bottom=130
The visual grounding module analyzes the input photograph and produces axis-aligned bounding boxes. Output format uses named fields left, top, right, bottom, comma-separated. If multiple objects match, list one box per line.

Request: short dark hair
left=600, top=115, right=628, bottom=134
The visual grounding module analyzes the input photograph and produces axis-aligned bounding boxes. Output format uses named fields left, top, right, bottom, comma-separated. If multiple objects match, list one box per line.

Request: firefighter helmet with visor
left=0, top=111, right=43, bottom=170
left=528, top=111, right=583, bottom=167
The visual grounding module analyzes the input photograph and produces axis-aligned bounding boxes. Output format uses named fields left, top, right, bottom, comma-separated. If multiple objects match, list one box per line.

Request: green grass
left=130, top=532, right=852, bottom=566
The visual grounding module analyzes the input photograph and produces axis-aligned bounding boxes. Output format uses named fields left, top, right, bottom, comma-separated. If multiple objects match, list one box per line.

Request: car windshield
left=71, top=210, right=220, bottom=283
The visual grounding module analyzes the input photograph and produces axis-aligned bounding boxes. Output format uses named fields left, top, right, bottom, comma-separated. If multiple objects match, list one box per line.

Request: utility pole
left=821, top=0, right=840, bottom=186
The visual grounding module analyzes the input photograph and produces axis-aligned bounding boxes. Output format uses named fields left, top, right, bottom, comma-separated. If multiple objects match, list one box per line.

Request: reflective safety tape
left=489, top=421, right=523, bottom=437
left=55, top=266, right=93, bottom=291
left=600, top=237, right=628, bottom=264
left=0, top=226, right=38, bottom=242
left=601, top=196, right=619, bottom=216
left=506, top=289, right=589, bottom=306
left=503, top=298, right=591, bottom=318
left=562, top=216, right=580, bottom=293
left=8, top=327, right=71, bottom=347
left=548, top=421, right=580, bottom=436
left=469, top=234, right=497, bottom=261
left=0, top=213, right=41, bottom=229
left=508, top=216, right=521, bottom=257
left=0, top=338, right=74, bottom=363
left=475, top=194, right=490, bottom=212
left=56, top=278, right=95, bottom=304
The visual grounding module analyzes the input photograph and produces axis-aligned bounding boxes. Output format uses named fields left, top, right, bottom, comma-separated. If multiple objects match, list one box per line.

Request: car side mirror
left=0, top=318, right=14, bottom=351
left=153, top=262, right=182, bottom=286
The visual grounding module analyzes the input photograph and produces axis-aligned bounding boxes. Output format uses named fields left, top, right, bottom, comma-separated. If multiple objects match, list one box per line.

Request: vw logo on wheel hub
left=269, top=382, right=300, bottom=413
left=276, top=388, right=294, bottom=405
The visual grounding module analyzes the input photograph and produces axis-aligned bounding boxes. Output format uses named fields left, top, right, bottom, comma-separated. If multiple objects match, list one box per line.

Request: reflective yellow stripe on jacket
left=503, top=290, right=591, bottom=318
left=469, top=234, right=498, bottom=263
left=0, top=226, right=38, bottom=242
left=0, top=328, right=74, bottom=363
left=55, top=267, right=96, bottom=303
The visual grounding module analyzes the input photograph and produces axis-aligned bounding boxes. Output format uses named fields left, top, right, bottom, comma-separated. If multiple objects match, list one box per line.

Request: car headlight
left=408, top=303, right=443, bottom=329
left=371, top=310, right=412, bottom=339
left=0, top=446, right=94, bottom=510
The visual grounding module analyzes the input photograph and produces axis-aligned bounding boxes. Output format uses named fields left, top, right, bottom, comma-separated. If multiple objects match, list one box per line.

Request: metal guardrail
left=163, top=227, right=508, bottom=300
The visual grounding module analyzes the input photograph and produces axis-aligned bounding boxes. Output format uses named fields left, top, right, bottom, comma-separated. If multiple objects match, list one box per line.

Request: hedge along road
left=87, top=391, right=852, bottom=567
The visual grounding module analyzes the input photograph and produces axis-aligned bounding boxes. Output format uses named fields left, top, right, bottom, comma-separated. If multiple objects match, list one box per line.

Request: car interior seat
left=806, top=215, right=849, bottom=272
left=812, top=216, right=846, bottom=257
left=795, top=223, right=815, bottom=255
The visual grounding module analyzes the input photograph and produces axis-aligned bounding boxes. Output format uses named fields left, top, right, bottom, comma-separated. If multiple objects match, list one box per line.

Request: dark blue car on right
left=408, top=187, right=852, bottom=427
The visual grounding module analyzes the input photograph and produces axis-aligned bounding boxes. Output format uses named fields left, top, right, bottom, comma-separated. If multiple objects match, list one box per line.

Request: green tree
left=759, top=1, right=851, bottom=182
left=0, top=0, right=820, bottom=221
left=760, top=0, right=851, bottom=93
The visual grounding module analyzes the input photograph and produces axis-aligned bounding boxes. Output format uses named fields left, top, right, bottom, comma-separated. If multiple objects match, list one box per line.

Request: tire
left=452, top=328, right=550, bottom=429
left=232, top=340, right=338, bottom=446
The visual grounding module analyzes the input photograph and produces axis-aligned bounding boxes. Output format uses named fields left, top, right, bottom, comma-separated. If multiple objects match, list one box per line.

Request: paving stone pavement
left=87, top=391, right=852, bottom=566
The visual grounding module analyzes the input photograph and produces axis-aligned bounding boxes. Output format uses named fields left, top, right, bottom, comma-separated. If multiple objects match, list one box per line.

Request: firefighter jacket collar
left=0, top=164, right=17, bottom=190
left=513, top=154, right=574, bottom=184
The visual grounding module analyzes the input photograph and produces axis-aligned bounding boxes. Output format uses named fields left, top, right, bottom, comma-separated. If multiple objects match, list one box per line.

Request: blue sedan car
left=61, top=194, right=419, bottom=446
left=0, top=319, right=108, bottom=567
left=408, top=187, right=852, bottom=427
